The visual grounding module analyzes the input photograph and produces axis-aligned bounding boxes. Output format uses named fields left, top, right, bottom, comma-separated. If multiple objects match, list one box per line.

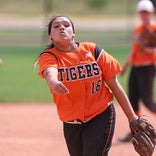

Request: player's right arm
left=43, top=67, right=69, bottom=94
left=119, top=52, right=132, bottom=76
left=120, top=27, right=140, bottom=76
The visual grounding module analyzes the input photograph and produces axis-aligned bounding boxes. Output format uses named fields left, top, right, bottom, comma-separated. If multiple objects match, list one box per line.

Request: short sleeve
left=97, top=50, right=122, bottom=81
left=38, top=53, right=58, bottom=78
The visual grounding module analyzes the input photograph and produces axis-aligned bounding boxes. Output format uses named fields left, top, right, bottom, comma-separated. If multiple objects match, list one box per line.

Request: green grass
left=0, top=44, right=130, bottom=102
left=0, top=29, right=155, bottom=102
left=0, top=46, right=52, bottom=102
left=0, top=0, right=154, bottom=103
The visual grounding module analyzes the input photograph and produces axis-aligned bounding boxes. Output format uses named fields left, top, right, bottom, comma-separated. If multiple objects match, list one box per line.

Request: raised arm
left=43, top=67, right=69, bottom=94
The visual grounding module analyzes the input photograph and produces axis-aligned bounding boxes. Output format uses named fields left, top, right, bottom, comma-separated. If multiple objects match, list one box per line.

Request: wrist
left=128, top=115, right=138, bottom=123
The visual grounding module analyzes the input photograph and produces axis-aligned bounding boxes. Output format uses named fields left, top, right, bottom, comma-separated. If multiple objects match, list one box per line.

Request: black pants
left=63, top=104, right=116, bottom=156
left=128, top=65, right=156, bottom=113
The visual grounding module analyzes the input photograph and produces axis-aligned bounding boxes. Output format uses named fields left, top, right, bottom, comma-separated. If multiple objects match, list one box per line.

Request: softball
left=0, top=58, right=3, bottom=66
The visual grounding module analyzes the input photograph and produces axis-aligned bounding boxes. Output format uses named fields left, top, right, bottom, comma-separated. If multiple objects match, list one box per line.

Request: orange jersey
left=38, top=42, right=121, bottom=122
left=128, top=23, right=156, bottom=66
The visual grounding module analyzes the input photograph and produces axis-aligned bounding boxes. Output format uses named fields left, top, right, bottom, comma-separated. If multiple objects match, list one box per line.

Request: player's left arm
left=106, top=75, right=156, bottom=156
left=106, top=76, right=138, bottom=122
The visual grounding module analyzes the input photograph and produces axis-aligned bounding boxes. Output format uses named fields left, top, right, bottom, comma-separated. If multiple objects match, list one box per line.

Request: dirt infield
left=0, top=102, right=155, bottom=156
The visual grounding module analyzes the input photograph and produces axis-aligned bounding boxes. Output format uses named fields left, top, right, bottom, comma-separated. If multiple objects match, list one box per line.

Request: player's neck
left=54, top=41, right=78, bottom=53
left=142, top=21, right=151, bottom=28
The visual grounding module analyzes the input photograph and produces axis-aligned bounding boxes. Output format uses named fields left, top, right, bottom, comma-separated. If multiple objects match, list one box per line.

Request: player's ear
left=49, top=33, right=53, bottom=40
left=72, top=32, right=75, bottom=37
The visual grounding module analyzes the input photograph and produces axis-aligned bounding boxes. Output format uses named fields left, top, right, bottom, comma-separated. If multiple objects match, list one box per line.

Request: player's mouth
left=60, top=31, right=66, bottom=34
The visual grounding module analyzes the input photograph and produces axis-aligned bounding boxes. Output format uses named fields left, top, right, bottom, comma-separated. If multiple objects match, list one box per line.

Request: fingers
left=119, top=70, right=125, bottom=77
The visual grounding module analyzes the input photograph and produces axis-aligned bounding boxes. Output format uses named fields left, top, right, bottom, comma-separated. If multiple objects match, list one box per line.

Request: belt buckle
left=66, top=119, right=90, bottom=124
left=74, top=119, right=82, bottom=124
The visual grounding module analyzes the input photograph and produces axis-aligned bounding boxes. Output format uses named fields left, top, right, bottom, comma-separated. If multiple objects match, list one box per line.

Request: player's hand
left=50, top=80, right=69, bottom=94
left=120, top=64, right=127, bottom=77
left=43, top=67, right=69, bottom=94
left=120, top=68, right=126, bottom=77
left=119, top=61, right=129, bottom=77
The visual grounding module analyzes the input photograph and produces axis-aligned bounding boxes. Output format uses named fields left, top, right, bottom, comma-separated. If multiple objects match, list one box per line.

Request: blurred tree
left=86, top=0, right=108, bottom=9
left=42, top=0, right=53, bottom=46
left=43, top=0, right=52, bottom=15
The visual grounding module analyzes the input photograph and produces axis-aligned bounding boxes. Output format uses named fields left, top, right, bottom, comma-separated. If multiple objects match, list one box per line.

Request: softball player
left=118, top=0, right=156, bottom=142
left=37, top=15, right=138, bottom=156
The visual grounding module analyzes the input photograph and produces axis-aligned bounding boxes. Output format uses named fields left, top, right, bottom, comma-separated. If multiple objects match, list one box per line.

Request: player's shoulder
left=134, top=22, right=156, bottom=33
left=79, top=42, right=103, bottom=60
left=150, top=21, right=156, bottom=30
left=134, top=24, right=144, bottom=34
left=39, top=47, right=58, bottom=60
left=79, top=42, right=103, bottom=52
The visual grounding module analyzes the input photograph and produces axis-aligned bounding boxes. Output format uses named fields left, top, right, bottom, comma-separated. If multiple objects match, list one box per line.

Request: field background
left=1, top=0, right=149, bottom=102
left=0, top=1, right=156, bottom=155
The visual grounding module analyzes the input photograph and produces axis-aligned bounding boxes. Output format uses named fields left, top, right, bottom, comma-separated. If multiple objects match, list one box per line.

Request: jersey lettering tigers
left=58, top=62, right=100, bottom=81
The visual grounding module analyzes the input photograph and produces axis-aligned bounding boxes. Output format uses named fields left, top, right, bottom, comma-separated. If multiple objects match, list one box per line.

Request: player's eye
left=64, top=23, right=70, bottom=28
left=53, top=25, right=59, bottom=28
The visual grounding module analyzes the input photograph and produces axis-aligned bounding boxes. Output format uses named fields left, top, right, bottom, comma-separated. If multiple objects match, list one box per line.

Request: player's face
left=139, top=11, right=152, bottom=24
left=50, top=17, right=75, bottom=43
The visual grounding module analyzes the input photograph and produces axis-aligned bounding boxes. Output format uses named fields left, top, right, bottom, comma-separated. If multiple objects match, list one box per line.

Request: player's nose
left=60, top=24, right=65, bottom=30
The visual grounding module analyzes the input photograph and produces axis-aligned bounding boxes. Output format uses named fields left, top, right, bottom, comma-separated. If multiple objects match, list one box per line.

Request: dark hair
left=46, top=15, right=75, bottom=49
left=34, top=16, right=75, bottom=68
